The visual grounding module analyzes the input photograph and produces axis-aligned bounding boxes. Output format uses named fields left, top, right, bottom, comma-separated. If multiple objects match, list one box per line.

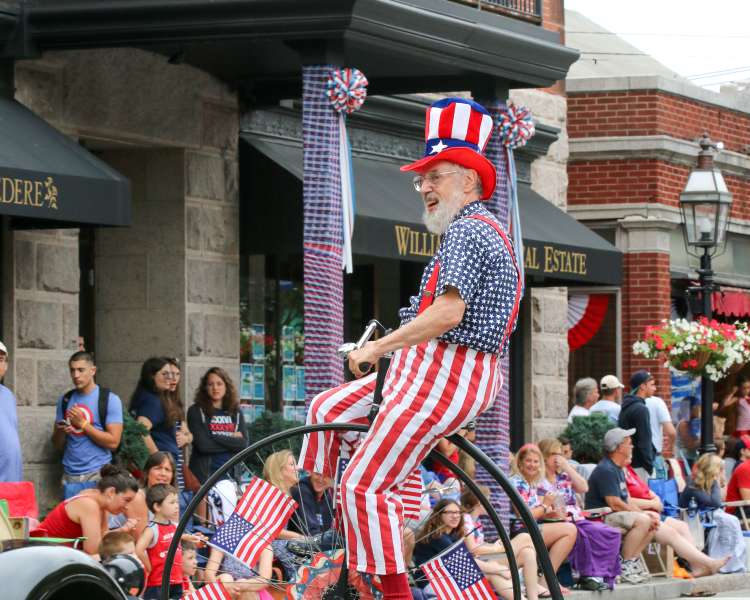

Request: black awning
left=243, top=135, right=621, bottom=286
left=0, top=98, right=130, bottom=226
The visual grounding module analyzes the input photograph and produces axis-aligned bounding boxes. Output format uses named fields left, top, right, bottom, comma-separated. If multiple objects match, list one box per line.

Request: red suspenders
left=415, top=214, right=523, bottom=353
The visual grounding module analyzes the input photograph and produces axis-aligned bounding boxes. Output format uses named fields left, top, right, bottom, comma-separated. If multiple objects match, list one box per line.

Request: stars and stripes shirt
left=398, top=201, right=520, bottom=355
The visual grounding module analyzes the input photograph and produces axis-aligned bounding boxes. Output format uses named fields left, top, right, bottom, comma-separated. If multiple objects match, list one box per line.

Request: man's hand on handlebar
left=348, top=341, right=379, bottom=378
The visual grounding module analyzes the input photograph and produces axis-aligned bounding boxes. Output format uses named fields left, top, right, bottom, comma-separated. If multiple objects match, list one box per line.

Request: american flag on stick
left=209, top=476, right=297, bottom=569
left=421, top=540, right=498, bottom=600
left=184, top=582, right=232, bottom=600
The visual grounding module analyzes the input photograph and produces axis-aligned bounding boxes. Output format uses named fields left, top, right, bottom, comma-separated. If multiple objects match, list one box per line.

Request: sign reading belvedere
left=0, top=175, right=58, bottom=210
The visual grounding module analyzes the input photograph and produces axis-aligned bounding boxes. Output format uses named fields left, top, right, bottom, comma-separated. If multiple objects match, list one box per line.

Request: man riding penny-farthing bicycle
left=299, top=97, right=524, bottom=600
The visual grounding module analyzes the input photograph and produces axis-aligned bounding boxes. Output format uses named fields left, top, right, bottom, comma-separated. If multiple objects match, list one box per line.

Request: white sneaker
left=619, top=559, right=645, bottom=584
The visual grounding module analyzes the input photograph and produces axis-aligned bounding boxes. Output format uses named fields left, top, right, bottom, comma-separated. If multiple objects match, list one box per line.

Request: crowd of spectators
left=4, top=346, right=750, bottom=598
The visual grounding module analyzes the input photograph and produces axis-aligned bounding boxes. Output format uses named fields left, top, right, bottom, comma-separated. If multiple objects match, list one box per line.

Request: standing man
left=299, top=98, right=522, bottom=599
left=618, top=370, right=655, bottom=482
left=51, top=351, right=124, bottom=498
left=645, top=394, right=676, bottom=478
left=0, top=341, right=22, bottom=482
left=590, top=375, right=624, bottom=423
left=567, top=377, right=599, bottom=423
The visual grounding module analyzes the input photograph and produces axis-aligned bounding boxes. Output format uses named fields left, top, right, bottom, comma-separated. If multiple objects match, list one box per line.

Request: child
left=136, top=484, right=183, bottom=600
left=181, top=541, right=198, bottom=596
left=100, top=530, right=137, bottom=562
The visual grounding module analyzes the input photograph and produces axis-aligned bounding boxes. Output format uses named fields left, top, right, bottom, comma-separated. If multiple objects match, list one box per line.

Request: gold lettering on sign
left=394, top=225, right=439, bottom=258
left=525, top=246, right=540, bottom=270
left=543, top=246, right=588, bottom=276
left=0, top=175, right=58, bottom=210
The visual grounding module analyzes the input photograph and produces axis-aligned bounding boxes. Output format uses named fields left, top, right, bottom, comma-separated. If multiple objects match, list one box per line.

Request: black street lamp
left=679, top=133, right=733, bottom=455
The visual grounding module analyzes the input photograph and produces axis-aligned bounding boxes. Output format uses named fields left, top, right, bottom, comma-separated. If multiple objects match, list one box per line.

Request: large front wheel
left=163, top=423, right=561, bottom=600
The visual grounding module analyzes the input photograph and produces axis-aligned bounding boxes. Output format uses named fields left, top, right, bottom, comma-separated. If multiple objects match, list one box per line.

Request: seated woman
left=262, top=450, right=305, bottom=579
left=205, top=545, right=273, bottom=600
left=681, top=453, right=746, bottom=572
left=109, top=451, right=178, bottom=539
left=462, top=486, right=540, bottom=600
left=413, top=499, right=515, bottom=600
left=509, top=444, right=577, bottom=593
left=625, top=450, right=729, bottom=577
left=537, top=438, right=621, bottom=591
left=31, top=464, right=139, bottom=557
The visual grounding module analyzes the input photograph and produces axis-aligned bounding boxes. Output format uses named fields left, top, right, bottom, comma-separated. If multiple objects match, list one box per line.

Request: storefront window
left=240, top=254, right=304, bottom=421
left=567, top=290, right=621, bottom=404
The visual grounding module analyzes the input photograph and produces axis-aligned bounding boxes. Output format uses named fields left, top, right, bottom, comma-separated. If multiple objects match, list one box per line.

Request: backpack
left=62, top=386, right=111, bottom=429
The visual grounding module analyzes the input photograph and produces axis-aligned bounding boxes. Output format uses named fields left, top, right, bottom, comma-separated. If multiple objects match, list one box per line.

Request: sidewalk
left=566, top=572, right=750, bottom=600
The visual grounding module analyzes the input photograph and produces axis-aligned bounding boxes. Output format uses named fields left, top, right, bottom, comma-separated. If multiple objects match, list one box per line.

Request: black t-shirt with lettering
left=207, top=409, right=236, bottom=473
left=584, top=456, right=628, bottom=509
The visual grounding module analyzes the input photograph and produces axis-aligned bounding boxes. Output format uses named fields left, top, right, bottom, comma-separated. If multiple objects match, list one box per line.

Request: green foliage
left=561, top=412, right=616, bottom=464
left=245, top=411, right=306, bottom=474
left=114, top=411, right=150, bottom=471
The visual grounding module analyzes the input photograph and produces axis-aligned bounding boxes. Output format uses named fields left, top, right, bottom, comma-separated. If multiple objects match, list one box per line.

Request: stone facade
left=510, top=88, right=571, bottom=443
left=7, top=48, right=239, bottom=512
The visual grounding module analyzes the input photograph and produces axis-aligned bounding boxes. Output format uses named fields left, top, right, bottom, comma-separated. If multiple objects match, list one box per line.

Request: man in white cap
left=590, top=375, right=624, bottom=423
left=585, top=427, right=656, bottom=584
left=0, top=341, right=23, bottom=482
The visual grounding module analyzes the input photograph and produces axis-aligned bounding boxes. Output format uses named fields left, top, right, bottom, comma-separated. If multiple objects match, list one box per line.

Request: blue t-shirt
left=413, top=533, right=456, bottom=589
left=0, top=384, right=22, bottom=482
left=131, top=388, right=179, bottom=460
left=584, top=457, right=628, bottom=509
left=55, top=385, right=123, bottom=475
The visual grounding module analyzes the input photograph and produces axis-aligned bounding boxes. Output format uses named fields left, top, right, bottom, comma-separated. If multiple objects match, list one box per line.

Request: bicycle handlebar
left=337, top=319, right=386, bottom=374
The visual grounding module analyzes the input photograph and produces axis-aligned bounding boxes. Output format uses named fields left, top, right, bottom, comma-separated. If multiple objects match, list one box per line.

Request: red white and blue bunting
left=496, top=101, right=534, bottom=295
left=326, top=68, right=369, bottom=274
left=567, top=293, right=610, bottom=351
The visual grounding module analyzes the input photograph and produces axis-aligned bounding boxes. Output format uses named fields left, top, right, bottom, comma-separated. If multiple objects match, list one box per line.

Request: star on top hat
left=401, top=97, right=496, bottom=199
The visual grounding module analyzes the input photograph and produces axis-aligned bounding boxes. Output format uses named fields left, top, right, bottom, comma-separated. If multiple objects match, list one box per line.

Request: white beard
left=422, top=190, right=465, bottom=235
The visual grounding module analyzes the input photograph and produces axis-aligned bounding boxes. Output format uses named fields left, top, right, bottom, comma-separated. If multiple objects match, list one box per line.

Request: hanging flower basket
left=632, top=318, right=750, bottom=381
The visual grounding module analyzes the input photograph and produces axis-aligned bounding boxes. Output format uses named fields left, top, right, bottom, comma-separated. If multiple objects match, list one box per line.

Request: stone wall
left=509, top=88, right=570, bottom=442
left=8, top=48, right=239, bottom=510
left=6, top=228, right=80, bottom=510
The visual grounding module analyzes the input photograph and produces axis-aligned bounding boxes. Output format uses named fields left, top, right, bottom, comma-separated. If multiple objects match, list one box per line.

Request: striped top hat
left=401, top=97, right=496, bottom=199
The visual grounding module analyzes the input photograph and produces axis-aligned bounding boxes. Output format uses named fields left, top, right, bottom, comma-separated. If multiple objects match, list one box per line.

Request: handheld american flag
left=421, top=541, right=498, bottom=600
left=184, top=581, right=231, bottom=600
left=209, top=476, right=297, bottom=569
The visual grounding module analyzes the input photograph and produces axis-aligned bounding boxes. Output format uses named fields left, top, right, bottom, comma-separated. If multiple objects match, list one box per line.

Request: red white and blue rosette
left=326, top=68, right=369, bottom=115
left=496, top=102, right=535, bottom=149
left=325, top=68, right=368, bottom=273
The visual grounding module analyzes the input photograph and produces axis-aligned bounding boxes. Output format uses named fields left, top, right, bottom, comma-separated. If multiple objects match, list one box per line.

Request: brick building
left=0, top=0, right=585, bottom=510
left=566, top=11, right=750, bottom=405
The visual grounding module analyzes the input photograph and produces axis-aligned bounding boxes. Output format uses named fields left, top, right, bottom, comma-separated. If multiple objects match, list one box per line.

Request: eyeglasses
left=158, top=371, right=177, bottom=379
left=442, top=510, right=462, bottom=516
left=412, top=170, right=459, bottom=192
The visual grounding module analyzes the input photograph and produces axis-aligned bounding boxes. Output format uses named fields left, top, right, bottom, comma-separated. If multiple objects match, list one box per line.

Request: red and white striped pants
left=299, top=339, right=500, bottom=575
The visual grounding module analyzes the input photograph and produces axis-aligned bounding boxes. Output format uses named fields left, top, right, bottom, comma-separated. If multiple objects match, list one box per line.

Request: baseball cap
left=740, top=434, right=750, bottom=450
left=629, top=369, right=654, bottom=391
left=600, top=375, right=624, bottom=391
left=0, top=341, right=7, bottom=355
left=603, top=427, right=636, bottom=452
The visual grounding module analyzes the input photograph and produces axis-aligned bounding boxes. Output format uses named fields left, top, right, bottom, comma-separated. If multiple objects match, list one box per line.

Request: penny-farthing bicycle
left=164, top=320, right=562, bottom=600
